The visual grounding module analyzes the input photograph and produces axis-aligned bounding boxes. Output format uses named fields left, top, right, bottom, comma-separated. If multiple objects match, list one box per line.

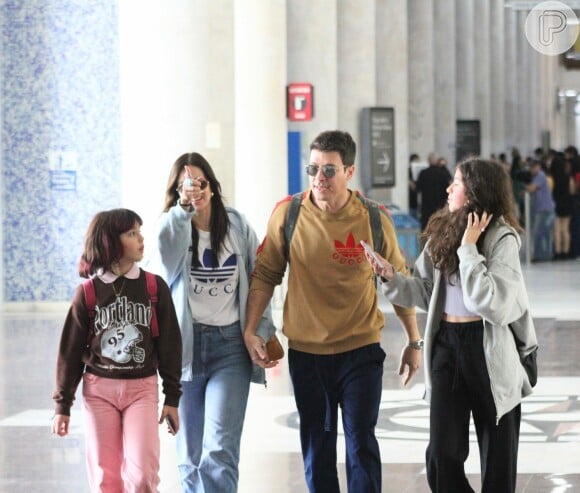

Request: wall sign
left=456, top=120, right=481, bottom=163
left=287, top=83, right=314, bottom=121
left=360, top=107, right=396, bottom=189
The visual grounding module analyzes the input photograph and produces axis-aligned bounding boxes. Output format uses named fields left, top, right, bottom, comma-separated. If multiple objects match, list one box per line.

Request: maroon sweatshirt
left=53, top=268, right=182, bottom=416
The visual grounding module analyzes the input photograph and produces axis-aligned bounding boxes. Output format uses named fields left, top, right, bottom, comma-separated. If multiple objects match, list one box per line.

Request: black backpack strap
left=361, top=197, right=384, bottom=254
left=283, top=192, right=303, bottom=260
left=284, top=193, right=385, bottom=264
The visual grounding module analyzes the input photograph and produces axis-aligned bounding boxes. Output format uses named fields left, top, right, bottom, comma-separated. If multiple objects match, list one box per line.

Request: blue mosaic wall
left=1, top=0, right=121, bottom=302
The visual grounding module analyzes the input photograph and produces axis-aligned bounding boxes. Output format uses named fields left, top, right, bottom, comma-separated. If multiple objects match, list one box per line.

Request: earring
left=211, top=192, right=214, bottom=197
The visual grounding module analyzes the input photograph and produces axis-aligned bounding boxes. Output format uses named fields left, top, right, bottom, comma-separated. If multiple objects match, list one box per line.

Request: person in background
left=525, top=160, right=556, bottom=262
left=416, top=152, right=452, bottom=231
left=550, top=152, right=575, bottom=259
left=364, top=158, right=538, bottom=493
left=498, top=152, right=510, bottom=174
left=52, top=208, right=182, bottom=492
left=409, top=153, right=421, bottom=220
left=244, top=130, right=421, bottom=493
left=564, top=145, right=580, bottom=259
left=436, top=156, right=450, bottom=171
left=509, top=148, right=527, bottom=225
left=147, top=152, right=277, bottom=493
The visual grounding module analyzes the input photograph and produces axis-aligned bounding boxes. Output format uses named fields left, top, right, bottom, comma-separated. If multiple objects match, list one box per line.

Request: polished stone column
left=121, top=0, right=235, bottom=238
left=337, top=0, right=376, bottom=192
left=287, top=0, right=338, bottom=191
left=539, top=54, right=560, bottom=149
left=434, top=0, right=456, bottom=166
left=474, top=1, right=491, bottom=158
left=528, top=48, right=541, bottom=152
left=504, top=6, right=517, bottom=153
left=376, top=0, right=409, bottom=208
left=516, top=10, right=531, bottom=155
left=234, top=0, right=287, bottom=238
left=455, top=0, right=475, bottom=119
left=408, top=0, right=435, bottom=159
left=490, top=0, right=506, bottom=155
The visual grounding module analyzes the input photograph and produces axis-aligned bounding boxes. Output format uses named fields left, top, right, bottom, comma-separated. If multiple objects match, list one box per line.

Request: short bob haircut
left=78, top=208, right=142, bottom=278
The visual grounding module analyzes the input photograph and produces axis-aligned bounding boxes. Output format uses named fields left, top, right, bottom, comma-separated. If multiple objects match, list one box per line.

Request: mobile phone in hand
left=360, top=240, right=383, bottom=264
left=165, top=415, right=177, bottom=435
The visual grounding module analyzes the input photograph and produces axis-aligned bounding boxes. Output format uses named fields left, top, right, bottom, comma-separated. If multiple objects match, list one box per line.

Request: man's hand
left=398, top=345, right=422, bottom=386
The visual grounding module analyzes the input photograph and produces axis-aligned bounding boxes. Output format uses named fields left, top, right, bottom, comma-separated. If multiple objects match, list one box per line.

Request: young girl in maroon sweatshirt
left=52, top=208, right=182, bottom=492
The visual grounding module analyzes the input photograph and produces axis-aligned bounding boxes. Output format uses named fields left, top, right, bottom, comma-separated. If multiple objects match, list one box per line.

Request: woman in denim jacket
left=147, top=152, right=276, bottom=493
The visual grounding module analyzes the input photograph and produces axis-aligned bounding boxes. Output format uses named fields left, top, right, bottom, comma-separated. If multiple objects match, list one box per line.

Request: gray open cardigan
left=380, top=220, right=538, bottom=422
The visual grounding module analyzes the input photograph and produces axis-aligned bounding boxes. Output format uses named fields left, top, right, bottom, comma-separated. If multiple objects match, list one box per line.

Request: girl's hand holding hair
left=462, top=211, right=493, bottom=246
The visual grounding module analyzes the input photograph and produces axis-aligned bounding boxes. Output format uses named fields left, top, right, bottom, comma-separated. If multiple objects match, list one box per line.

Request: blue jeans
left=532, top=210, right=555, bottom=261
left=289, top=343, right=385, bottom=493
left=176, top=321, right=252, bottom=493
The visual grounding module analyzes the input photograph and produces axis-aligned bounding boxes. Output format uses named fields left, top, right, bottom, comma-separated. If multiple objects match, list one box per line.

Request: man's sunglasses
left=304, top=164, right=346, bottom=178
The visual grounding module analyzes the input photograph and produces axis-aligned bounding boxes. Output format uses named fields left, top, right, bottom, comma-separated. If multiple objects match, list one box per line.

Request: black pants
left=426, top=320, right=521, bottom=493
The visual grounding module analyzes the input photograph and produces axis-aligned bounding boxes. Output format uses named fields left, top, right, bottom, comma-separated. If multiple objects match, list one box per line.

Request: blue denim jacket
left=146, top=204, right=276, bottom=385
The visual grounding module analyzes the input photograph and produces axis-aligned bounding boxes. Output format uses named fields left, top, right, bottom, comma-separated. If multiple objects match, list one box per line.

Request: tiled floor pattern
left=0, top=259, right=578, bottom=492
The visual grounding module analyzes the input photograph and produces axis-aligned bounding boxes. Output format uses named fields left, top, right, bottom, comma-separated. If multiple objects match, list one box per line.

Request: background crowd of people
left=409, top=146, right=580, bottom=263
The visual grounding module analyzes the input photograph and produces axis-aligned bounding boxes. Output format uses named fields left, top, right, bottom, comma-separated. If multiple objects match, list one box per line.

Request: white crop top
left=443, top=273, right=478, bottom=317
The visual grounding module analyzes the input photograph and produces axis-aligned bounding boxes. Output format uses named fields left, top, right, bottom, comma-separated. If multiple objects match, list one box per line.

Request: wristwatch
left=408, top=339, right=424, bottom=350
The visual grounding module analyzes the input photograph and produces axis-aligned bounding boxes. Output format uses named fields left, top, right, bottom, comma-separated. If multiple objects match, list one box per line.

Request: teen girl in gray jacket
left=364, top=158, right=538, bottom=493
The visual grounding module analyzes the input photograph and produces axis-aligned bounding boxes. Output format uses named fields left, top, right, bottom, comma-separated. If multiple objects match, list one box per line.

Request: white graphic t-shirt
left=187, top=230, right=240, bottom=325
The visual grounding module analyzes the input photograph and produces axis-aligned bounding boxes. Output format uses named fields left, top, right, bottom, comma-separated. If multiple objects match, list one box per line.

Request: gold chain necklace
left=111, top=278, right=126, bottom=298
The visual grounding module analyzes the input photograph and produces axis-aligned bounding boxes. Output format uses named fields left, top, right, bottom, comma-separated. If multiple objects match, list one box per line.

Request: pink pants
left=82, top=373, right=160, bottom=493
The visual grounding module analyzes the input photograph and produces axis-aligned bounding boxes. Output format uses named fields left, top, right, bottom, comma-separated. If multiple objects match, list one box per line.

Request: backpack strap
left=361, top=197, right=384, bottom=254
left=145, top=271, right=159, bottom=337
left=82, top=278, right=97, bottom=345
left=284, top=192, right=386, bottom=260
left=283, top=192, right=304, bottom=260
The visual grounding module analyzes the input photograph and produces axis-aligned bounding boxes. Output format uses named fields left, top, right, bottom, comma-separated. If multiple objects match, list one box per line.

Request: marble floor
left=0, top=259, right=579, bottom=492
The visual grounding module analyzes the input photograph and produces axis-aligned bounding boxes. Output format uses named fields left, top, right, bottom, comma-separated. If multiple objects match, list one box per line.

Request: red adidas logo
left=333, top=233, right=366, bottom=265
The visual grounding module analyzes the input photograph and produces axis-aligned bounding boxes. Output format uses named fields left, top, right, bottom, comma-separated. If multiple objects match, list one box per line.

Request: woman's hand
left=362, top=250, right=395, bottom=281
left=461, top=211, right=493, bottom=246
left=178, top=166, right=207, bottom=205
left=243, top=333, right=279, bottom=369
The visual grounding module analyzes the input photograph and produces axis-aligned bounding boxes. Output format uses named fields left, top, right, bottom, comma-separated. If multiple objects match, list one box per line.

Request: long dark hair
left=424, top=158, right=522, bottom=279
left=162, top=152, right=230, bottom=267
left=78, top=208, right=142, bottom=278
